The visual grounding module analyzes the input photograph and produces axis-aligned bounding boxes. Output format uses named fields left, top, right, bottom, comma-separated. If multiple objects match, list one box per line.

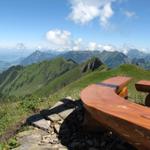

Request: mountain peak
left=81, top=57, right=103, bottom=73
left=34, top=50, right=42, bottom=54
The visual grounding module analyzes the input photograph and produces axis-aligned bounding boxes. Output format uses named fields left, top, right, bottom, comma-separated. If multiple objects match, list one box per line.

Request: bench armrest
left=135, top=80, right=150, bottom=93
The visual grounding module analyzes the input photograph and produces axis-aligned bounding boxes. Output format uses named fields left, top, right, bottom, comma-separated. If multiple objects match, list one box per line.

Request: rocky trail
left=13, top=98, right=136, bottom=150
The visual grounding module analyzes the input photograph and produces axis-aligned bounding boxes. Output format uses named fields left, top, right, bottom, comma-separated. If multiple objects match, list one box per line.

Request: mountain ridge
left=1, top=49, right=150, bottom=73
left=0, top=57, right=104, bottom=98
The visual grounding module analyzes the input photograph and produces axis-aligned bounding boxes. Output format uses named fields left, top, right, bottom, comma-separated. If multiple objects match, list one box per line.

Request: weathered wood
left=80, top=76, right=150, bottom=150
left=102, top=76, right=132, bottom=92
left=135, top=80, right=150, bottom=107
left=145, top=94, right=150, bottom=107
left=135, top=80, right=150, bottom=93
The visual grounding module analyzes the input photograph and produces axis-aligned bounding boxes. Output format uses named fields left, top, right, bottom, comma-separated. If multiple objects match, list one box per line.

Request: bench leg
left=145, top=94, right=150, bottom=107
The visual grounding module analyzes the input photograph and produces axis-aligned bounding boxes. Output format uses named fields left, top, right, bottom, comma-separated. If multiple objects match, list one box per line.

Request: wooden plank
left=102, top=76, right=132, bottom=92
left=135, top=80, right=150, bottom=93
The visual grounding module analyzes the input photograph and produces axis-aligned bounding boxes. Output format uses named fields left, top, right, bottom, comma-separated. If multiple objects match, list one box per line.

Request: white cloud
left=68, top=0, right=100, bottom=24
left=46, top=29, right=85, bottom=50
left=88, top=42, right=98, bottom=50
left=124, top=10, right=136, bottom=18
left=46, top=29, right=71, bottom=47
left=45, top=29, right=118, bottom=52
left=72, top=38, right=83, bottom=50
left=87, top=42, right=116, bottom=51
left=99, top=2, right=114, bottom=27
left=102, top=45, right=115, bottom=51
left=68, top=0, right=116, bottom=27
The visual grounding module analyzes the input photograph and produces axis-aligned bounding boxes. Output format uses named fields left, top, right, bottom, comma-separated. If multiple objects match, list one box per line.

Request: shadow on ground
left=25, top=98, right=137, bottom=150
left=57, top=99, right=137, bottom=150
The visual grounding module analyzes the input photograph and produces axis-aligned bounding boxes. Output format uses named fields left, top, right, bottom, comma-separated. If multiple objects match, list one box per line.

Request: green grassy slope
left=0, top=57, right=103, bottom=98
left=0, top=57, right=104, bottom=136
left=0, top=63, right=150, bottom=138
left=50, top=64, right=150, bottom=104
left=0, top=57, right=77, bottom=97
left=34, top=57, right=104, bottom=97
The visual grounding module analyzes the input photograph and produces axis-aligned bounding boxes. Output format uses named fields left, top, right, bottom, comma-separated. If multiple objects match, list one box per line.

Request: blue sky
left=0, top=0, right=150, bottom=53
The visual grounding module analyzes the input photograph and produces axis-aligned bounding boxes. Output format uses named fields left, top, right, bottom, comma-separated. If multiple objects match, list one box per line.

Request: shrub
left=8, top=138, right=20, bottom=149
left=20, top=95, right=40, bottom=112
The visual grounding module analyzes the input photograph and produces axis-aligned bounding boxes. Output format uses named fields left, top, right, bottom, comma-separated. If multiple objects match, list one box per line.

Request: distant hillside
left=0, top=57, right=77, bottom=97
left=60, top=50, right=131, bottom=68
left=0, top=57, right=103, bottom=98
left=145, top=55, right=150, bottom=62
left=20, top=49, right=150, bottom=70
left=59, top=50, right=101, bottom=63
left=20, top=50, right=61, bottom=66
left=21, top=50, right=131, bottom=68
left=132, top=58, right=150, bottom=70
left=99, top=50, right=131, bottom=68
left=126, top=49, right=150, bottom=69
left=127, top=49, right=147, bottom=59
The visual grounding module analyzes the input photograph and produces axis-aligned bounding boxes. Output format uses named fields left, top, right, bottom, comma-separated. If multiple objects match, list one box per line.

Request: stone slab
left=27, top=114, right=51, bottom=131
left=58, top=108, right=75, bottom=119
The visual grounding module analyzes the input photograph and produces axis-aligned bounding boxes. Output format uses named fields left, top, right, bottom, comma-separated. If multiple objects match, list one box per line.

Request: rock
left=48, top=114, right=63, bottom=122
left=59, top=108, right=75, bottom=119
left=51, top=101, right=64, bottom=109
left=58, top=147, right=68, bottom=150
left=65, top=96, right=75, bottom=101
left=40, top=101, right=65, bottom=117
left=40, top=137, right=50, bottom=144
left=54, top=143, right=68, bottom=150
left=81, top=57, right=103, bottom=73
left=54, top=123, right=61, bottom=133
left=16, top=128, right=34, bottom=138
left=40, top=132, right=59, bottom=145
left=58, top=119, right=64, bottom=124
left=27, top=114, right=51, bottom=131
left=14, top=128, right=49, bottom=150
left=47, top=120, right=51, bottom=126
left=50, top=144, right=59, bottom=149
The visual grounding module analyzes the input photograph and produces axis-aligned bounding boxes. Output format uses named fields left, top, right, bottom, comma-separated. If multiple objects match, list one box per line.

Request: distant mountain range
left=127, top=49, right=150, bottom=60
left=127, top=49, right=150, bottom=69
left=20, top=50, right=132, bottom=68
left=20, top=50, right=61, bottom=66
left=59, top=50, right=100, bottom=63
left=0, top=49, right=149, bottom=73
left=100, top=50, right=131, bottom=68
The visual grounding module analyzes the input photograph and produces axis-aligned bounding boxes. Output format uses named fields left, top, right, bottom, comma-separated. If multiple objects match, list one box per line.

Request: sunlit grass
left=0, top=64, right=150, bottom=137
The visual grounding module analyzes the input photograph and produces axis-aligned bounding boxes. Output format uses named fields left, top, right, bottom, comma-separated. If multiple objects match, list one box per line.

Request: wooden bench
left=80, top=76, right=150, bottom=150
